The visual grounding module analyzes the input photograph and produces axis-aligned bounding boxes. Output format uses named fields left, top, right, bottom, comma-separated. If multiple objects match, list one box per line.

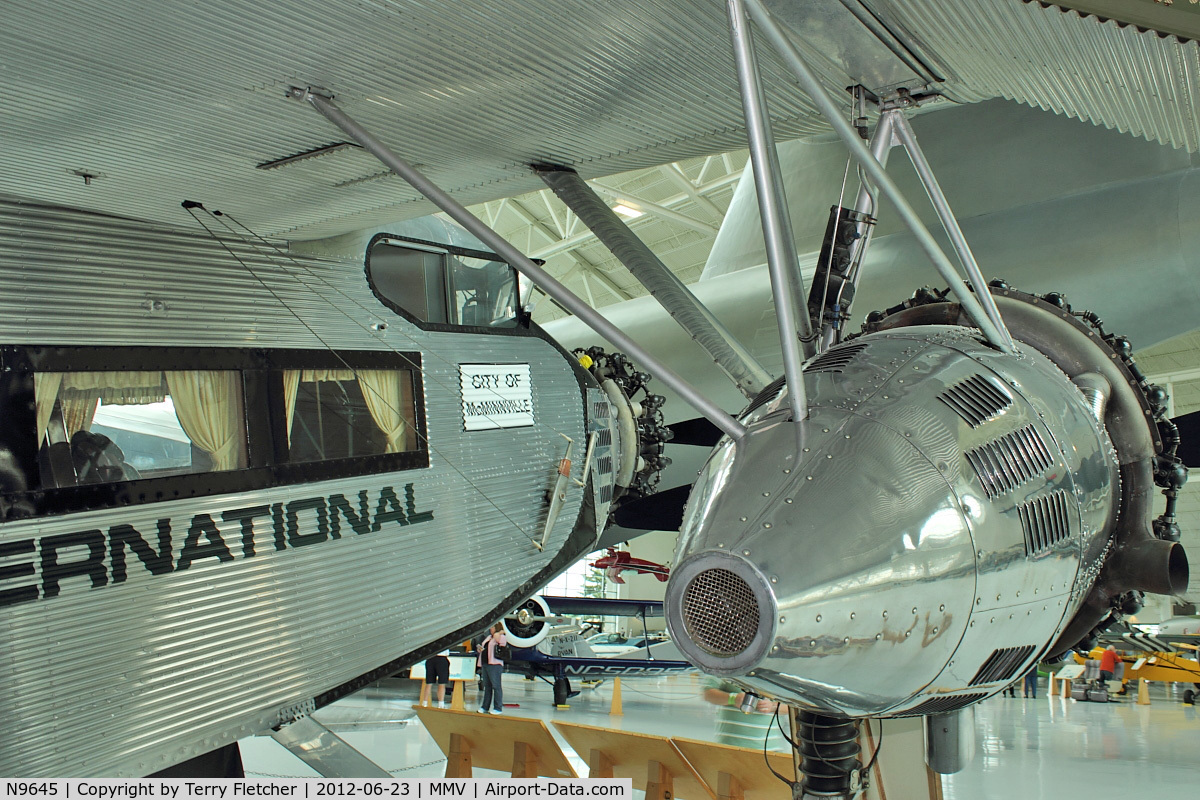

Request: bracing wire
left=181, top=204, right=560, bottom=550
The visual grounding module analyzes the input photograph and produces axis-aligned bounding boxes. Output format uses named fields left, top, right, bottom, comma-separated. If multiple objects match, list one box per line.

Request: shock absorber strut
left=796, top=712, right=861, bottom=798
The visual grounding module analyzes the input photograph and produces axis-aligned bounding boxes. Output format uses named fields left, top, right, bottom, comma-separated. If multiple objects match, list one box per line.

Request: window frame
left=0, top=345, right=428, bottom=522
left=364, top=232, right=531, bottom=332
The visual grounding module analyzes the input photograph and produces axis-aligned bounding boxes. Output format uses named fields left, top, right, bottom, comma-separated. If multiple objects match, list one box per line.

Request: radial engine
left=665, top=287, right=1187, bottom=723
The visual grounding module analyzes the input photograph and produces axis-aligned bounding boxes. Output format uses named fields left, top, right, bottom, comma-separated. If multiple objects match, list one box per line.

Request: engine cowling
left=665, top=290, right=1187, bottom=718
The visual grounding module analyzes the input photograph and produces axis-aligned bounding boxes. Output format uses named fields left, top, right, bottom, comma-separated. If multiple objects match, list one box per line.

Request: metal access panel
left=0, top=199, right=597, bottom=776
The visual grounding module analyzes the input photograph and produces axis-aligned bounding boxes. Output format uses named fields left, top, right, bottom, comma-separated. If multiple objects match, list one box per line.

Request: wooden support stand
left=672, top=736, right=793, bottom=800
left=1137, top=678, right=1151, bottom=705
left=645, top=760, right=674, bottom=800
left=447, top=733, right=472, bottom=778
left=553, top=722, right=713, bottom=799
left=1048, top=672, right=1057, bottom=697
left=610, top=677, right=624, bottom=716
left=415, top=707, right=577, bottom=779
left=716, top=772, right=743, bottom=800
left=1061, top=677, right=1072, bottom=699
left=450, top=680, right=467, bottom=711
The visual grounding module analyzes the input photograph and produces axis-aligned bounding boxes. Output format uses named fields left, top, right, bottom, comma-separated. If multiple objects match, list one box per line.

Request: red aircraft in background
left=591, top=547, right=670, bottom=584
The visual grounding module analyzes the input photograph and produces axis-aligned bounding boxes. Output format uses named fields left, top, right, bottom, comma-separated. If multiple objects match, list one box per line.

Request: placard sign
left=460, top=363, right=534, bottom=430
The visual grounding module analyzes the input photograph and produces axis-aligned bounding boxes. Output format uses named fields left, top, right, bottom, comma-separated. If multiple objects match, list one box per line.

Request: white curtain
left=165, top=370, right=242, bottom=471
left=61, top=371, right=167, bottom=405
left=283, top=370, right=302, bottom=446
left=357, top=370, right=408, bottom=453
left=62, top=397, right=99, bottom=436
left=34, top=373, right=63, bottom=440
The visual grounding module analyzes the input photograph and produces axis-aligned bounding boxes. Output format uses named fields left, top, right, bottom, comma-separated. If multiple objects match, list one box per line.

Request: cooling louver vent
left=597, top=456, right=613, bottom=475
left=969, top=645, right=1037, bottom=686
left=965, top=425, right=1055, bottom=498
left=939, top=374, right=1013, bottom=427
left=597, top=429, right=612, bottom=448
left=593, top=401, right=610, bottom=418
left=599, top=485, right=613, bottom=504
left=681, top=569, right=761, bottom=656
left=805, top=342, right=869, bottom=373
left=898, top=693, right=988, bottom=717
left=1019, top=491, right=1072, bottom=556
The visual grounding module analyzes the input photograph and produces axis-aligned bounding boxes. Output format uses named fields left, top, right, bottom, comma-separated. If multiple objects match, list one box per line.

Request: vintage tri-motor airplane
left=1, top=0, right=1199, bottom=792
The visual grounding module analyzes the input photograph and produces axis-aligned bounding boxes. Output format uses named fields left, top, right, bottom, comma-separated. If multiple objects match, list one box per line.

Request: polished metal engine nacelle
left=665, top=307, right=1186, bottom=718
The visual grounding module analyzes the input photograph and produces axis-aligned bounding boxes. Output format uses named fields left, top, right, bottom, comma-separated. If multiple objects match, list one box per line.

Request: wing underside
left=1, top=0, right=1197, bottom=241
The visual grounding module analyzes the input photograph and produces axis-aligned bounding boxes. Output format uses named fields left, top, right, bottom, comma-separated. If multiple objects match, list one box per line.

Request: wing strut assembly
left=534, top=164, right=772, bottom=400
left=732, top=0, right=1018, bottom=356
left=728, top=0, right=814, bottom=424
left=288, top=87, right=747, bottom=443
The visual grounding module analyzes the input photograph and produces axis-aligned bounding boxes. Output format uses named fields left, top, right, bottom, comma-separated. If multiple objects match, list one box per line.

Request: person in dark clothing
left=1003, top=682, right=1018, bottom=698
left=420, top=649, right=452, bottom=707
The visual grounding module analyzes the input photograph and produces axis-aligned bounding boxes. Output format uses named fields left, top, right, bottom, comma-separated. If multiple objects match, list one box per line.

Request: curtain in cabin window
left=357, top=369, right=408, bottom=453
left=164, top=370, right=243, bottom=471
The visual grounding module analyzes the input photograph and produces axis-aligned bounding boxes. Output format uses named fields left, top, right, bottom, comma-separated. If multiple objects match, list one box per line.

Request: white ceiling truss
left=470, top=152, right=748, bottom=322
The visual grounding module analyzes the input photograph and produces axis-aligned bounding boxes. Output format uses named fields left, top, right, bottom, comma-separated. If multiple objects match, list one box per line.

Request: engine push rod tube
left=289, top=87, right=748, bottom=442
left=741, top=0, right=1016, bottom=355
left=890, top=113, right=1016, bottom=352
left=728, top=0, right=813, bottom=424
left=535, top=165, right=774, bottom=400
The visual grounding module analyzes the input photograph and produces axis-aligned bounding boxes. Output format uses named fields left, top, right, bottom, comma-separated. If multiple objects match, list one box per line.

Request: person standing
left=1023, top=666, right=1038, bottom=698
left=1099, top=645, right=1120, bottom=685
left=420, top=649, right=452, bottom=707
left=477, top=625, right=507, bottom=715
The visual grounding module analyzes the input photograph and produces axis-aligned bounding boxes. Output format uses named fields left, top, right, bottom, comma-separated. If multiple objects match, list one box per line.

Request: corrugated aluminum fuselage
left=0, top=199, right=608, bottom=775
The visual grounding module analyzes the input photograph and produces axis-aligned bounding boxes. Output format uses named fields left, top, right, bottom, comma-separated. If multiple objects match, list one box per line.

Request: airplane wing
left=1099, top=630, right=1200, bottom=654
left=1, top=0, right=1198, bottom=242
left=542, top=595, right=664, bottom=618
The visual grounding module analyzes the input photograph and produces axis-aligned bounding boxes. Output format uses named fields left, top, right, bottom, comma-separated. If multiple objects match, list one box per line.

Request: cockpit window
left=367, top=236, right=519, bottom=328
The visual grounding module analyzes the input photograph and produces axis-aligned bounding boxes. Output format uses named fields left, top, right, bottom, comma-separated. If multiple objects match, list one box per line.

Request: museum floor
left=240, top=674, right=1200, bottom=797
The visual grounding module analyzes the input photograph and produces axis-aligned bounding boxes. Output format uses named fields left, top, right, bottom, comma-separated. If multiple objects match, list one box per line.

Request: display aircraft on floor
left=500, top=595, right=691, bottom=706
left=2, top=0, right=1200, bottom=790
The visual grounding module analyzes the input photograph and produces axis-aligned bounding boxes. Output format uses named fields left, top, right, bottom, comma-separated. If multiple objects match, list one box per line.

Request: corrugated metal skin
left=0, top=198, right=593, bottom=776
left=0, top=0, right=835, bottom=242
left=879, top=0, right=1200, bottom=151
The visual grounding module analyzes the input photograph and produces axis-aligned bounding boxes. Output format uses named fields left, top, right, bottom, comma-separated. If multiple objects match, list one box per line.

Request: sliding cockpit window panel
left=365, top=233, right=523, bottom=331
left=0, top=346, right=429, bottom=521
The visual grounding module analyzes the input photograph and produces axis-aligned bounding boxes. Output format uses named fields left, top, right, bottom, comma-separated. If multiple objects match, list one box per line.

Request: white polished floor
left=240, top=675, right=1200, bottom=796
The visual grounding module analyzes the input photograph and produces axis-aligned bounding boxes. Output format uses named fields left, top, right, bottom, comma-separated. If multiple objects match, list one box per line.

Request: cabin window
left=367, top=237, right=519, bottom=328
left=33, top=370, right=247, bottom=488
left=281, top=367, right=418, bottom=463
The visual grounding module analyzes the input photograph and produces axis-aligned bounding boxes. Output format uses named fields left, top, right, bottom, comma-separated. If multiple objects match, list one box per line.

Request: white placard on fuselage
left=460, top=363, right=534, bottom=430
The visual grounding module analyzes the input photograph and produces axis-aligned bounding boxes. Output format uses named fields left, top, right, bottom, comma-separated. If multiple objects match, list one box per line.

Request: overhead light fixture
left=612, top=204, right=644, bottom=219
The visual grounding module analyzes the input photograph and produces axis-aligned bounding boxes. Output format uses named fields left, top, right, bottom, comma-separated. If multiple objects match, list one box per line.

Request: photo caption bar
left=0, top=780, right=632, bottom=800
